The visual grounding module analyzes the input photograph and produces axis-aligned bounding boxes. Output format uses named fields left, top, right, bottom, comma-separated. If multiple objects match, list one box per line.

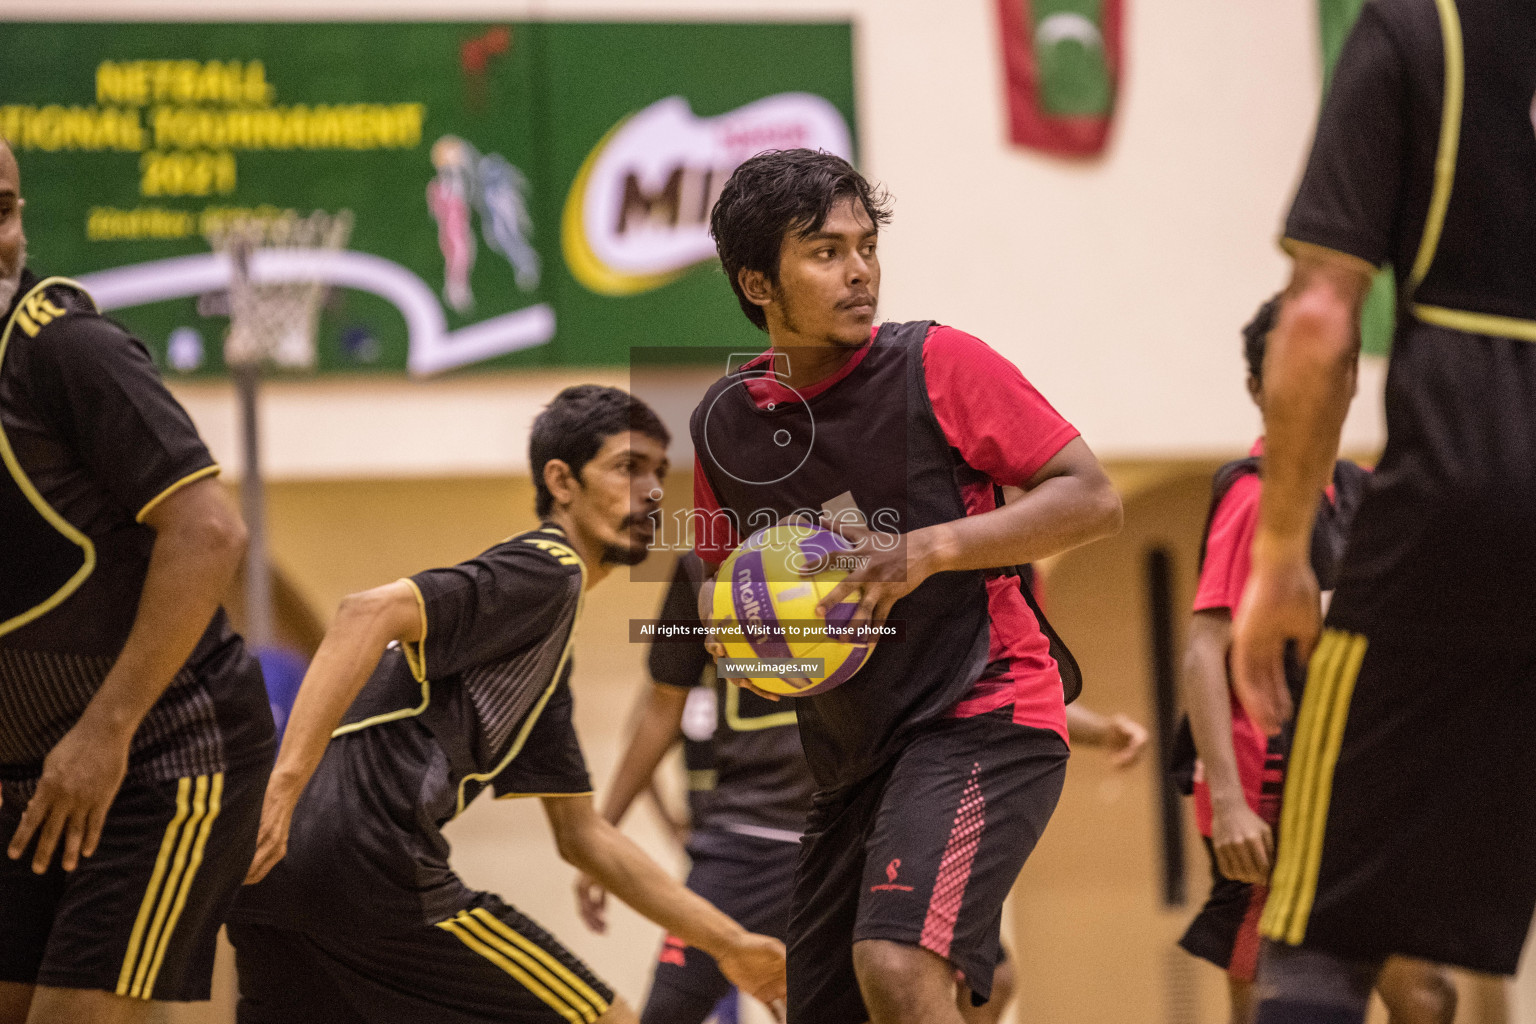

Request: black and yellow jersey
left=1285, top=0, right=1536, bottom=638
left=1287, top=0, right=1535, bottom=332
left=232, top=524, right=592, bottom=933
left=650, top=554, right=815, bottom=852
left=0, top=269, right=272, bottom=800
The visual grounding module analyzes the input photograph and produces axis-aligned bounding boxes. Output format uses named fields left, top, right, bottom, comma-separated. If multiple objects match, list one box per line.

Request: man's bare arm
left=8, top=477, right=244, bottom=873
left=1065, top=703, right=1148, bottom=770
left=1183, top=609, right=1273, bottom=883
left=1233, top=243, right=1374, bottom=733
left=244, top=579, right=422, bottom=884
left=545, top=795, right=786, bottom=1010
left=817, top=437, right=1122, bottom=629
left=919, top=437, right=1122, bottom=575
left=599, top=684, right=689, bottom=828
left=574, top=683, right=689, bottom=931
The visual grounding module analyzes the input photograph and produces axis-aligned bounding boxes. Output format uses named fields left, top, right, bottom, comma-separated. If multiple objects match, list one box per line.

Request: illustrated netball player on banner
left=428, top=134, right=541, bottom=314
left=690, top=149, right=1123, bottom=1024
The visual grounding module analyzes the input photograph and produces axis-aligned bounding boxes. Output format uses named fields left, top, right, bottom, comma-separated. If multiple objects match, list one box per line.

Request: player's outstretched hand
left=243, top=787, right=296, bottom=885
left=1232, top=548, right=1320, bottom=736
left=1211, top=800, right=1274, bottom=886
left=1105, top=714, right=1149, bottom=770
left=574, top=871, right=608, bottom=933
left=8, top=718, right=130, bottom=874
left=716, top=931, right=788, bottom=1020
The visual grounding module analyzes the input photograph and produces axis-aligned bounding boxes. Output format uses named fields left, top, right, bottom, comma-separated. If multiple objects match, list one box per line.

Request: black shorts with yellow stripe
left=1261, top=625, right=1536, bottom=975
left=229, top=893, right=614, bottom=1024
left=0, top=759, right=269, bottom=1001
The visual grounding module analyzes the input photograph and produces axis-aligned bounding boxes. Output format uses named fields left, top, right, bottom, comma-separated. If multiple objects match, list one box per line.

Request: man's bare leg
left=24, top=987, right=153, bottom=1024
left=957, top=950, right=1014, bottom=1024
left=596, top=998, right=639, bottom=1024
left=1229, top=976, right=1255, bottom=1024
left=0, top=982, right=32, bottom=1024
left=854, top=939, right=965, bottom=1024
left=1376, top=958, right=1456, bottom=1024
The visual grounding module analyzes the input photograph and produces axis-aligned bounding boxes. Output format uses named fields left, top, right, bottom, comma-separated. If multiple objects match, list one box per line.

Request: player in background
left=229, top=386, right=786, bottom=1024
left=1230, top=1, right=1536, bottom=1021
left=575, top=554, right=1148, bottom=1024
left=1176, top=298, right=1452, bottom=1024
left=0, top=139, right=276, bottom=1024
left=693, top=149, right=1123, bottom=1024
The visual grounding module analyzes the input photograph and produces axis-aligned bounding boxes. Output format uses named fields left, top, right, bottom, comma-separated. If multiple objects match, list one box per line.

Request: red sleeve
left=692, top=457, right=740, bottom=565
left=922, top=326, right=1079, bottom=486
left=1193, top=474, right=1261, bottom=613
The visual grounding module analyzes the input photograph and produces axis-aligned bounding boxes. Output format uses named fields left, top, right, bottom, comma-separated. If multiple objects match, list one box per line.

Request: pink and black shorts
left=785, top=707, right=1068, bottom=1024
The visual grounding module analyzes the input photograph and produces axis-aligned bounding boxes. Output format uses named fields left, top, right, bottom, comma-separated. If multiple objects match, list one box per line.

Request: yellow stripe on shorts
left=454, top=912, right=601, bottom=1022
left=437, top=916, right=585, bottom=1023
left=469, top=908, right=610, bottom=1015
left=141, top=773, right=223, bottom=996
left=1262, top=630, right=1369, bottom=946
left=117, top=777, right=193, bottom=996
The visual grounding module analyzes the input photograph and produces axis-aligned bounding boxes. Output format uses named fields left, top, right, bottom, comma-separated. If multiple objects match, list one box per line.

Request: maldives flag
left=996, top=0, right=1124, bottom=157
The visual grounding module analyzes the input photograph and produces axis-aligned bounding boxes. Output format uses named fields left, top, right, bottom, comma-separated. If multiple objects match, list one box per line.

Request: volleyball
left=710, top=521, right=872, bottom=697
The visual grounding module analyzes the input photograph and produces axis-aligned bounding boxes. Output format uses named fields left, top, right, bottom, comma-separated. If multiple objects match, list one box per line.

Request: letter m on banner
left=995, top=0, right=1123, bottom=157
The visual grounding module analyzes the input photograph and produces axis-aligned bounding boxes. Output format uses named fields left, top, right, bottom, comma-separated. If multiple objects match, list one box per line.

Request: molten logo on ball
left=711, top=522, right=874, bottom=696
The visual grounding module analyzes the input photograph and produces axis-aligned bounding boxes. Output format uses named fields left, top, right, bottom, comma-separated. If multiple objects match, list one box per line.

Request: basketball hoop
left=203, top=208, right=351, bottom=649
left=205, top=209, right=354, bottom=370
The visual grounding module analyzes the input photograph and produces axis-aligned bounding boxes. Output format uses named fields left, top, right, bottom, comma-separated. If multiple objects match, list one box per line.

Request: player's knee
left=991, top=954, right=1015, bottom=1006
left=596, top=996, right=639, bottom=1024
left=853, top=939, right=955, bottom=1024
left=959, top=954, right=1014, bottom=1024
left=1382, top=967, right=1456, bottom=1024
left=0, top=982, right=31, bottom=1024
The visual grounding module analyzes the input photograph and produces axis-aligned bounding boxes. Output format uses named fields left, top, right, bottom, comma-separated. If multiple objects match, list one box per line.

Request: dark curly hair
left=710, top=149, right=892, bottom=331
left=529, top=386, right=670, bottom=517
left=1242, top=293, right=1284, bottom=385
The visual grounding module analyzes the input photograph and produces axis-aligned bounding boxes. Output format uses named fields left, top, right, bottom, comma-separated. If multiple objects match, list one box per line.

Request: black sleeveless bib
left=695, top=321, right=1025, bottom=787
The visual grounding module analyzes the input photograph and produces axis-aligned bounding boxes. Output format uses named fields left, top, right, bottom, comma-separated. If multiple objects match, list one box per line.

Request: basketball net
left=202, top=208, right=351, bottom=648
left=205, top=209, right=353, bottom=369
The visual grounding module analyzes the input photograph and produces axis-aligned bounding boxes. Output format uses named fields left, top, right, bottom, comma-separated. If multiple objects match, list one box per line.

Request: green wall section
left=1316, top=0, right=1395, bottom=356
left=1, top=22, right=855, bottom=375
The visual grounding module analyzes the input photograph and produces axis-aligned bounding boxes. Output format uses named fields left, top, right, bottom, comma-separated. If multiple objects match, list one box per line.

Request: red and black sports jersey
left=0, top=270, right=271, bottom=799
left=233, top=525, right=592, bottom=934
left=691, top=322, right=1077, bottom=789
left=649, top=554, right=814, bottom=848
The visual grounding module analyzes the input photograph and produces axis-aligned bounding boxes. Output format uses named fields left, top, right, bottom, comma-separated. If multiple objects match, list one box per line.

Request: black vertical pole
left=1146, top=546, right=1186, bottom=907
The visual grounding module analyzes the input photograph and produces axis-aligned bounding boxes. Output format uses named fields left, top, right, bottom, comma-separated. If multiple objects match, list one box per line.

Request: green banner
left=0, top=22, right=855, bottom=375
left=1316, top=0, right=1395, bottom=356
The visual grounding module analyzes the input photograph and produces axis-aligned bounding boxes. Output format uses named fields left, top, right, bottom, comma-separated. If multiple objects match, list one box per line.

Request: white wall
left=5, top=0, right=1387, bottom=476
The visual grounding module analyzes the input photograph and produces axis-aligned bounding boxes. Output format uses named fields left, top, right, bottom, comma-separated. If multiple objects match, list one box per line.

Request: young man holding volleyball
left=691, top=149, right=1122, bottom=1024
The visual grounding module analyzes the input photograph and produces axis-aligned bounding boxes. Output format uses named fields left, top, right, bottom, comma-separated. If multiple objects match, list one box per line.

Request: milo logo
left=562, top=93, right=852, bottom=296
